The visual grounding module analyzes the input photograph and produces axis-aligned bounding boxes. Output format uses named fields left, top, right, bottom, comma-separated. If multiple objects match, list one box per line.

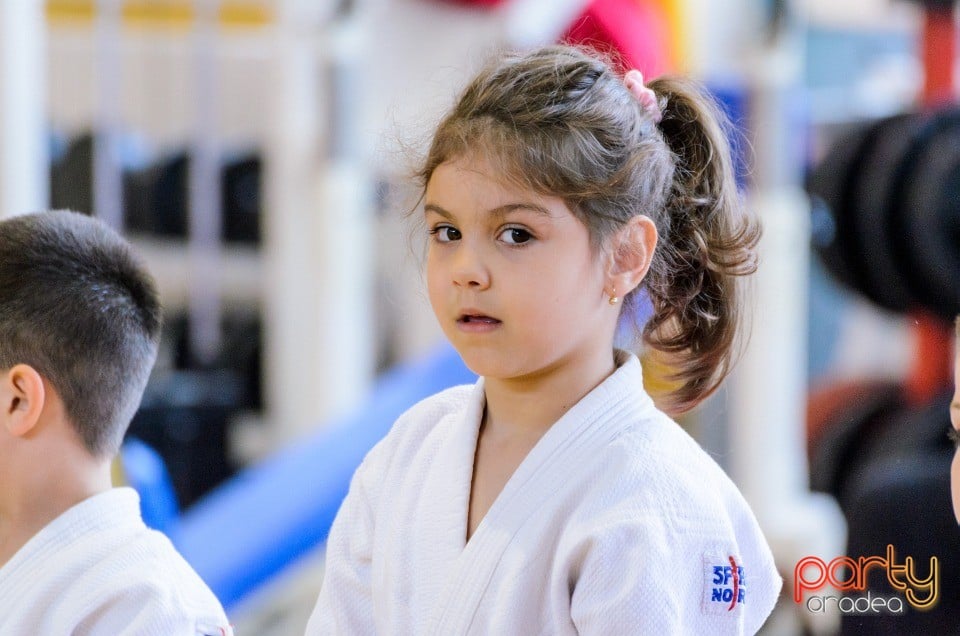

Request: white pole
left=0, top=0, right=48, bottom=219
left=728, top=2, right=845, bottom=634
left=264, top=0, right=322, bottom=443
left=265, top=1, right=375, bottom=443
left=312, top=12, right=375, bottom=431
left=93, top=0, right=123, bottom=228
left=187, top=0, right=224, bottom=365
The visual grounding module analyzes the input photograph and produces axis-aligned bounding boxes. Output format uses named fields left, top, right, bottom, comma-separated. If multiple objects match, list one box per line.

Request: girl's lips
left=456, top=314, right=502, bottom=332
left=458, top=314, right=500, bottom=323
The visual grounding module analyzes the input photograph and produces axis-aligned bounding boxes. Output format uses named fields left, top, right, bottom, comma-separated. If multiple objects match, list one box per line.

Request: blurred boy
left=0, top=210, right=231, bottom=635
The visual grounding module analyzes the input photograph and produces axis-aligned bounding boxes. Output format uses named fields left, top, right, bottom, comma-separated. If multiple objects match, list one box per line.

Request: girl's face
left=424, top=157, right=617, bottom=382
left=951, top=348, right=960, bottom=524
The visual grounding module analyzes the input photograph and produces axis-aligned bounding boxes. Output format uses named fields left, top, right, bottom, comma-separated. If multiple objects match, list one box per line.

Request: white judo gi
left=0, top=487, right=232, bottom=636
left=308, top=352, right=782, bottom=635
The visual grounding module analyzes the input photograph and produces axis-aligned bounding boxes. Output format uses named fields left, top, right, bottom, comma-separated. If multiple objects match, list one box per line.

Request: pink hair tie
left=624, top=70, right=662, bottom=123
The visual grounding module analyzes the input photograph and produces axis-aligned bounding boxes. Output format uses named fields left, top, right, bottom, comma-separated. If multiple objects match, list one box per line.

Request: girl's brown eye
left=430, top=225, right=461, bottom=243
left=498, top=228, right=533, bottom=245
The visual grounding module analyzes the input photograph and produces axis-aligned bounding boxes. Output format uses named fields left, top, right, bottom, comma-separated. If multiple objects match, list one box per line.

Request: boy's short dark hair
left=0, top=210, right=162, bottom=457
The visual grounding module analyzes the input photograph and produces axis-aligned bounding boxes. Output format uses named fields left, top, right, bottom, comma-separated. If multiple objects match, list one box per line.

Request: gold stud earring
left=608, top=292, right=619, bottom=305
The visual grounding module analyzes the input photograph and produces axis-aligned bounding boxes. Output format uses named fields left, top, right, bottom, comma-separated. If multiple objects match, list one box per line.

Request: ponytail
left=641, top=76, right=760, bottom=414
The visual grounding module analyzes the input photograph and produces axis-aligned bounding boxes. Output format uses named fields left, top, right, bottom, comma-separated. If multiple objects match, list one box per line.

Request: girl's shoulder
left=587, top=411, right=754, bottom=528
left=359, top=382, right=479, bottom=472
left=391, top=382, right=478, bottom=438
left=574, top=413, right=782, bottom=630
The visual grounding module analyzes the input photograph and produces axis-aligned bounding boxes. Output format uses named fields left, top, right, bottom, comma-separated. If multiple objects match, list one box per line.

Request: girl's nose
left=451, top=243, right=490, bottom=290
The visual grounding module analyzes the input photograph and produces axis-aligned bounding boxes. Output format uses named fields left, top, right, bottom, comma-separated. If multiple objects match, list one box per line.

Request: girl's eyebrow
left=424, top=202, right=553, bottom=220
left=423, top=204, right=453, bottom=219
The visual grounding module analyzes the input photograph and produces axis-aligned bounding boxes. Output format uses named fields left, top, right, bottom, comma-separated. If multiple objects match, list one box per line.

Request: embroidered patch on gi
left=702, top=554, right=746, bottom=614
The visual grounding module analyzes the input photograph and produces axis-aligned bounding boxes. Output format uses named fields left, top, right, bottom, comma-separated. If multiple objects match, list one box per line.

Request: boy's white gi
left=0, top=487, right=232, bottom=636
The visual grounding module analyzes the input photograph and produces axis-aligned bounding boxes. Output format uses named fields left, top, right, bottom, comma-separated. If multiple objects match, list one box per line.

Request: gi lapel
left=426, top=355, right=652, bottom=634
left=381, top=378, right=485, bottom=626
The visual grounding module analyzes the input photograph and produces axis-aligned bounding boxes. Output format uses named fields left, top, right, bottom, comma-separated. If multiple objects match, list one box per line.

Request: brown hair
left=417, top=45, right=759, bottom=413
left=0, top=210, right=162, bottom=457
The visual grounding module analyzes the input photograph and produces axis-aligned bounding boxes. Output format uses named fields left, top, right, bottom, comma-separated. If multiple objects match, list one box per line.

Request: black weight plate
left=847, top=112, right=927, bottom=313
left=808, top=380, right=904, bottom=500
left=122, top=151, right=189, bottom=237
left=50, top=132, right=94, bottom=216
left=898, top=108, right=960, bottom=319
left=807, top=122, right=876, bottom=295
left=150, top=152, right=189, bottom=237
left=221, top=154, right=261, bottom=244
left=124, top=162, right=158, bottom=234
left=837, top=389, right=954, bottom=511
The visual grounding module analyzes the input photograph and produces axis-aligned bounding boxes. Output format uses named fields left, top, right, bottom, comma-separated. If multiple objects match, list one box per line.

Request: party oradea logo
left=794, top=545, right=939, bottom=615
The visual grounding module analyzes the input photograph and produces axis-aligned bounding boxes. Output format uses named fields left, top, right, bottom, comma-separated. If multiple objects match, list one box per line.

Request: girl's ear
left=0, top=364, right=46, bottom=438
left=605, top=215, right=658, bottom=299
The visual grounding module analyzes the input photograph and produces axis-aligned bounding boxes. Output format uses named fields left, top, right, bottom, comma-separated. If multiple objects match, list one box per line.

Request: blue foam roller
left=121, top=437, right=180, bottom=534
left=169, top=344, right=476, bottom=609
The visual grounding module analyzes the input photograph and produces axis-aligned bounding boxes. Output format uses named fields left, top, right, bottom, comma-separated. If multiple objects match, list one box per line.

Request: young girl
left=307, top=45, right=782, bottom=634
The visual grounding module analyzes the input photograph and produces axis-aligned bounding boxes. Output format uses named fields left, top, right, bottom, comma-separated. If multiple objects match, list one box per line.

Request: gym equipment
left=214, top=310, right=263, bottom=410
left=901, top=0, right=956, bottom=408
left=807, top=124, right=868, bottom=298
left=808, top=0, right=959, bottom=425
left=50, top=132, right=262, bottom=244
left=807, top=378, right=903, bottom=503
left=896, top=111, right=960, bottom=314
left=127, top=368, right=242, bottom=509
left=50, top=133, right=95, bottom=215
left=835, top=391, right=955, bottom=509
left=843, top=113, right=922, bottom=313
left=169, top=310, right=263, bottom=410
left=809, top=386, right=960, bottom=632
left=801, top=4, right=960, bottom=628
left=126, top=309, right=262, bottom=508
left=807, top=106, right=960, bottom=320
left=125, top=151, right=190, bottom=237
left=124, top=149, right=262, bottom=243
left=221, top=153, right=261, bottom=244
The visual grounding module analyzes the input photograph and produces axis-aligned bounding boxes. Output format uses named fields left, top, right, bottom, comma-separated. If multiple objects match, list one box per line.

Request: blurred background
left=1, top=0, right=958, bottom=633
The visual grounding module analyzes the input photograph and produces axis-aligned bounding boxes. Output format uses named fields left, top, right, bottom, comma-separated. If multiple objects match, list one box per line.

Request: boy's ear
left=0, top=364, right=46, bottom=437
left=605, top=215, right=658, bottom=299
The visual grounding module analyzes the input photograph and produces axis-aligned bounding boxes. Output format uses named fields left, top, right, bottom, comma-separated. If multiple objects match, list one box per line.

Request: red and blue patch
left=702, top=554, right=746, bottom=614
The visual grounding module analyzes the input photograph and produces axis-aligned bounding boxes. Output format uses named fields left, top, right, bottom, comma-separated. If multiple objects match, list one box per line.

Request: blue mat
left=166, top=344, right=475, bottom=609
left=120, top=437, right=180, bottom=534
